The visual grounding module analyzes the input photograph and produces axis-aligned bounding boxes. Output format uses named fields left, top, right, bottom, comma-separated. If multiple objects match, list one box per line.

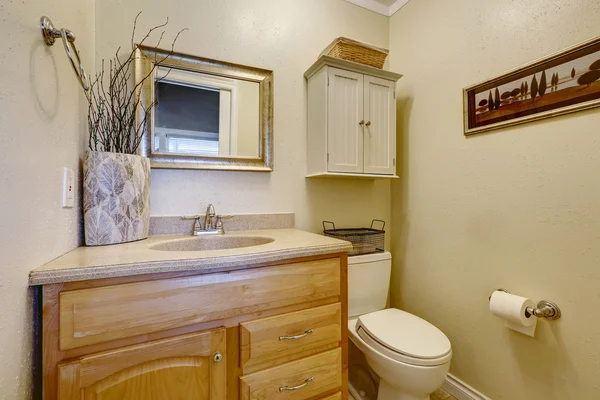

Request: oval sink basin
left=148, top=236, right=274, bottom=252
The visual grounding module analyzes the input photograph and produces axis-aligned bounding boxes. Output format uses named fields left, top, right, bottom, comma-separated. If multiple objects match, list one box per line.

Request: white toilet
left=347, top=252, right=452, bottom=400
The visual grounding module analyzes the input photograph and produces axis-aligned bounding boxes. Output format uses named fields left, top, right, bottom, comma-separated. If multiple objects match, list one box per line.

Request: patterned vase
left=83, top=151, right=151, bottom=246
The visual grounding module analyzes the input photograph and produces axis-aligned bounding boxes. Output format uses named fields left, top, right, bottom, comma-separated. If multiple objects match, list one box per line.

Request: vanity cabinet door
left=327, top=67, right=364, bottom=173
left=363, top=75, right=396, bottom=175
left=57, top=328, right=226, bottom=400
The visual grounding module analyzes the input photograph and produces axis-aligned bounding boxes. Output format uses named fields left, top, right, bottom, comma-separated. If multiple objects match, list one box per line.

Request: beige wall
left=94, top=0, right=392, bottom=242
left=389, top=0, right=600, bottom=398
left=0, top=1, right=94, bottom=398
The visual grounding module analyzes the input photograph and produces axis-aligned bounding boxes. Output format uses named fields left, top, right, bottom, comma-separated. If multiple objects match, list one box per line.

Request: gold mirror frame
left=135, top=45, right=273, bottom=171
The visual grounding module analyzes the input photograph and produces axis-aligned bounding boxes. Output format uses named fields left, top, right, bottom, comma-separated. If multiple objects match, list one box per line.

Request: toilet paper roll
left=489, top=291, right=537, bottom=337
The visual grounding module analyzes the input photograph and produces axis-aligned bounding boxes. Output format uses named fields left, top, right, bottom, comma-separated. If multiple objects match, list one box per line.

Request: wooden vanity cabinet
left=40, top=254, right=348, bottom=400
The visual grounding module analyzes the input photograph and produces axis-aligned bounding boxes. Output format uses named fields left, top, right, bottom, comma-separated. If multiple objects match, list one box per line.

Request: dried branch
left=85, top=13, right=185, bottom=154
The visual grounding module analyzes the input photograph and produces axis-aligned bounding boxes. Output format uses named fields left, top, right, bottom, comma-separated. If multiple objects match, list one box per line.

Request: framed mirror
left=135, top=45, right=273, bottom=171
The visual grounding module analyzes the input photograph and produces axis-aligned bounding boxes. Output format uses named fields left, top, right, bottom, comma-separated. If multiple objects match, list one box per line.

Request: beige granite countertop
left=29, top=229, right=352, bottom=285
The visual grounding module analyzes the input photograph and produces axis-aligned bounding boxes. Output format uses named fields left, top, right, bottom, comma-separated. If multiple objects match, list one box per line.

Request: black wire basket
left=322, top=219, right=385, bottom=256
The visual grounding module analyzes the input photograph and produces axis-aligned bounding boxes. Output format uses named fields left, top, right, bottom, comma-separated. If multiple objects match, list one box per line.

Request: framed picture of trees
left=463, top=35, right=600, bottom=135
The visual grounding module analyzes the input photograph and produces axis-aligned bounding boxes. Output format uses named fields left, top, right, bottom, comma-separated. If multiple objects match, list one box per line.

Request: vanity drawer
left=319, top=393, right=342, bottom=400
left=239, top=348, right=342, bottom=400
left=59, top=258, right=341, bottom=350
left=240, top=303, right=341, bottom=371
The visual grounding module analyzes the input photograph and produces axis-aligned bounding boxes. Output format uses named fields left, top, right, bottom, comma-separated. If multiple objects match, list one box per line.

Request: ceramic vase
left=83, top=151, right=151, bottom=246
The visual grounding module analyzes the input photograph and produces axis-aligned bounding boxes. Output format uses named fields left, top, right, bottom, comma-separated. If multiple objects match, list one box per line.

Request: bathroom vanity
left=31, top=230, right=352, bottom=400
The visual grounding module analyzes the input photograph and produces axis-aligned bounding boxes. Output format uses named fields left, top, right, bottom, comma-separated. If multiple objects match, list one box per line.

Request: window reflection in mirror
left=153, top=67, right=260, bottom=158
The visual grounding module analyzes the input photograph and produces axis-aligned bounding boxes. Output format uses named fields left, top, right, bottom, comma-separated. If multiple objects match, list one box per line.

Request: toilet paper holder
left=489, top=289, right=561, bottom=320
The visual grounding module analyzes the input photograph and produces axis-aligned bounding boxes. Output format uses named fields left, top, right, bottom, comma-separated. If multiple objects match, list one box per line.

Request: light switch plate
left=62, top=167, right=75, bottom=208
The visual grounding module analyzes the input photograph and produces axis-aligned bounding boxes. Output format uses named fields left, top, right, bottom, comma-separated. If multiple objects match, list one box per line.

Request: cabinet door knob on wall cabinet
left=279, top=377, right=314, bottom=392
left=213, top=352, right=223, bottom=363
left=365, top=121, right=371, bottom=127
left=359, top=120, right=365, bottom=126
left=279, top=329, right=313, bottom=341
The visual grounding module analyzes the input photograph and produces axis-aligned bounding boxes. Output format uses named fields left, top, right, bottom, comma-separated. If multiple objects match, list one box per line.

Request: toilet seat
left=356, top=308, right=452, bottom=367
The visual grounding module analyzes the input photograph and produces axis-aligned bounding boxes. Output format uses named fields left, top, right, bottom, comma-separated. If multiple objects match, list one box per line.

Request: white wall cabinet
left=306, top=56, right=402, bottom=179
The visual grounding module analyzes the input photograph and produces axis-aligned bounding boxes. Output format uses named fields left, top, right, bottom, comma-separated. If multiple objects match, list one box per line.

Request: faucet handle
left=215, top=215, right=225, bottom=233
left=193, top=216, right=203, bottom=232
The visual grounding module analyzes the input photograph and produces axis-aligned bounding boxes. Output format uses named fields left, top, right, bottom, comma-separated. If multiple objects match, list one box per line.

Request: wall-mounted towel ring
left=40, top=16, right=90, bottom=91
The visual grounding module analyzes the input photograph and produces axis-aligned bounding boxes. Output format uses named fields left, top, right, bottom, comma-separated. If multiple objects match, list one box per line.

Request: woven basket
left=321, top=37, right=389, bottom=69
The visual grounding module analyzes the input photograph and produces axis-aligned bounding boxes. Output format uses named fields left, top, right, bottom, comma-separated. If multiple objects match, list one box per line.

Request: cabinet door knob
left=213, top=352, right=223, bottom=363
left=279, top=377, right=314, bottom=392
left=359, top=120, right=365, bottom=126
left=365, top=121, right=371, bottom=127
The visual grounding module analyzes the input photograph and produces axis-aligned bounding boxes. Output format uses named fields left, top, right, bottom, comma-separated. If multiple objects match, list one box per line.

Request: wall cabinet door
left=363, top=76, right=396, bottom=175
left=327, top=67, right=364, bottom=173
left=57, top=328, right=226, bottom=400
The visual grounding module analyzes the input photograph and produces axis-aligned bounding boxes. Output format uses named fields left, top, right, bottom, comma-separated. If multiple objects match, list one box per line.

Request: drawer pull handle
left=279, top=377, right=314, bottom=392
left=279, top=329, right=313, bottom=341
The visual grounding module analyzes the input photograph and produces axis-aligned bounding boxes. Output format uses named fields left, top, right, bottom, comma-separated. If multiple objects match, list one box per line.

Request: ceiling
left=343, top=0, right=411, bottom=16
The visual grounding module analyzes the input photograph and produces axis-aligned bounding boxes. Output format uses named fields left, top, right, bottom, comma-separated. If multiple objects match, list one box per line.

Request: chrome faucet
left=196, top=204, right=224, bottom=236
left=204, top=204, right=216, bottom=230
left=182, top=204, right=225, bottom=236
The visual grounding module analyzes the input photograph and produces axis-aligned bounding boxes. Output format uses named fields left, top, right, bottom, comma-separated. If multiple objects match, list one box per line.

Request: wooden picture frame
left=463, top=35, right=600, bottom=136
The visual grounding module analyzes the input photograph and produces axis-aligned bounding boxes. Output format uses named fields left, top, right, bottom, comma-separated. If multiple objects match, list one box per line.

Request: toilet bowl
left=348, top=310, right=451, bottom=400
left=348, top=252, right=452, bottom=400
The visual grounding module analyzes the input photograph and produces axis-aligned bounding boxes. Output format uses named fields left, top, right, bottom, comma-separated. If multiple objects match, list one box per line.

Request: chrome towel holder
left=40, top=16, right=90, bottom=91
left=489, top=289, right=562, bottom=320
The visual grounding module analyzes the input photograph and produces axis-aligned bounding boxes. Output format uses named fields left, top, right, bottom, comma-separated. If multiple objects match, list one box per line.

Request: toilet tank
left=347, top=251, right=392, bottom=318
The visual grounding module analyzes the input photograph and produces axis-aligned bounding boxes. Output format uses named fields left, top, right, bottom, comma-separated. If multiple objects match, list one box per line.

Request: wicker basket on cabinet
left=321, top=37, right=389, bottom=69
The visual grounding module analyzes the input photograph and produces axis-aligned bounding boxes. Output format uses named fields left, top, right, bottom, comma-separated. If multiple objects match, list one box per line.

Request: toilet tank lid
left=357, top=308, right=451, bottom=359
left=348, top=251, right=391, bottom=265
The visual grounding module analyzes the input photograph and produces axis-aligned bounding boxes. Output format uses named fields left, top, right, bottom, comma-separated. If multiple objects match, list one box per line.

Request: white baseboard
left=442, top=374, right=491, bottom=400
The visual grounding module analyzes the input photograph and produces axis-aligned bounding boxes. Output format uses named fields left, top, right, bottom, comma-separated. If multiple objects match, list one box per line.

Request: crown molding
left=388, top=0, right=410, bottom=16
left=343, top=0, right=389, bottom=15
left=343, top=0, right=411, bottom=17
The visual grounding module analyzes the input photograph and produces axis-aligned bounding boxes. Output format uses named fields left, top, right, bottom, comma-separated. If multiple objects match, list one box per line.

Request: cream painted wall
left=389, top=0, right=600, bottom=398
left=94, top=0, right=392, bottom=242
left=0, top=1, right=93, bottom=399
